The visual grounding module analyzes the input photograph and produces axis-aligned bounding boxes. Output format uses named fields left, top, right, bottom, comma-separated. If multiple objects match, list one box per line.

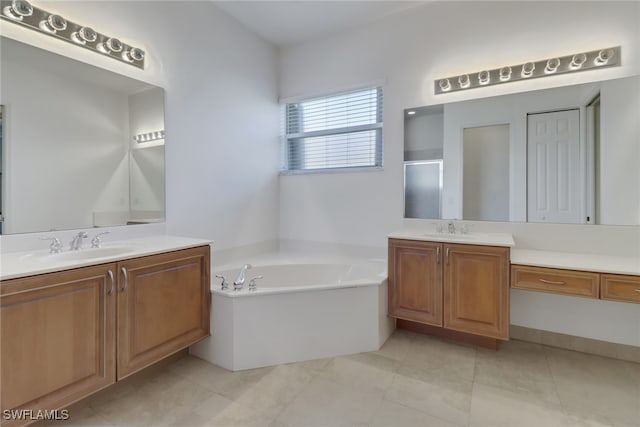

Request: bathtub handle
left=436, top=247, right=441, bottom=264
left=215, top=275, right=229, bottom=291
left=248, top=276, right=263, bottom=292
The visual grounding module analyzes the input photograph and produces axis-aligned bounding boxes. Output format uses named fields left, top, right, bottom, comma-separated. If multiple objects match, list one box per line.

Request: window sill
left=279, top=166, right=384, bottom=176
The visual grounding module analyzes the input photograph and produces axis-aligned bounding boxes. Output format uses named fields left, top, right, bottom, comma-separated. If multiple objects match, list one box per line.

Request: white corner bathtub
left=190, top=257, right=393, bottom=371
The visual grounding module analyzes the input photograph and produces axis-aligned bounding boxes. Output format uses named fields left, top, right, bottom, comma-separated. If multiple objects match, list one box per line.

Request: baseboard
left=510, top=325, right=640, bottom=363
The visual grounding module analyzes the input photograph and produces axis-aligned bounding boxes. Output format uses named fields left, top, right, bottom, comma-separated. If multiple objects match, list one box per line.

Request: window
left=283, top=87, right=383, bottom=172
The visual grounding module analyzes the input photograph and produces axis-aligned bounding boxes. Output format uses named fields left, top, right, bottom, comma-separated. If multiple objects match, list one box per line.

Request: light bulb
left=126, top=47, right=145, bottom=62
left=545, top=58, right=560, bottom=74
left=439, top=78, right=451, bottom=92
left=521, top=62, right=535, bottom=77
left=458, top=74, right=470, bottom=88
left=499, top=66, right=512, bottom=81
left=570, top=53, right=587, bottom=69
left=407, top=111, right=416, bottom=115
left=595, top=49, right=614, bottom=66
left=72, top=26, right=97, bottom=44
left=478, top=70, right=490, bottom=85
left=39, top=14, right=67, bottom=33
left=3, top=0, right=33, bottom=20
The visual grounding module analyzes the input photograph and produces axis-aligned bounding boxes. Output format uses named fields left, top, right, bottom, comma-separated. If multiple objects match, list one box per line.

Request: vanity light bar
left=434, top=46, right=621, bottom=95
left=0, top=0, right=145, bottom=69
left=134, top=130, right=165, bottom=143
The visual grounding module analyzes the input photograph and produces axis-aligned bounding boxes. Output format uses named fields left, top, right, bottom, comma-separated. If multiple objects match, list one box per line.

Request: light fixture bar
left=435, top=46, right=620, bottom=95
left=0, top=0, right=145, bottom=69
left=133, top=130, right=165, bottom=143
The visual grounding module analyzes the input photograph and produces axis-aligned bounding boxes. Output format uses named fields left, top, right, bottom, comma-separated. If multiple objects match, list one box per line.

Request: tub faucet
left=234, top=264, right=252, bottom=291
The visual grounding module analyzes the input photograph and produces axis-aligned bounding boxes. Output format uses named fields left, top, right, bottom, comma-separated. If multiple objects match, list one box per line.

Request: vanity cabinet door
left=0, top=264, right=116, bottom=424
left=443, top=244, right=510, bottom=340
left=117, top=246, right=210, bottom=380
left=389, top=239, right=443, bottom=326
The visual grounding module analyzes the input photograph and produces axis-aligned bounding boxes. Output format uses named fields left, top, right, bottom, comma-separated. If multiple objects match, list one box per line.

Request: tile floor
left=43, top=330, right=640, bottom=427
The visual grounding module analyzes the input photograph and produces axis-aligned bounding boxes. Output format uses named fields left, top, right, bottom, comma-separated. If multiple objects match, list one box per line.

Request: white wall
left=1, top=1, right=281, bottom=253
left=279, top=1, right=640, bottom=345
left=279, top=0, right=640, bottom=247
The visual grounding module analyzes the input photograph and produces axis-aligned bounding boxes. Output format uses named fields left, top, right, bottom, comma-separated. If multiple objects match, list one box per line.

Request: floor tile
left=474, top=339, right=561, bottom=405
left=545, top=347, right=640, bottom=426
left=231, top=363, right=317, bottom=421
left=369, top=399, right=464, bottom=427
left=403, top=334, right=477, bottom=381
left=167, top=355, right=274, bottom=400
left=386, top=365, right=472, bottom=426
left=469, top=382, right=567, bottom=427
left=318, top=353, right=398, bottom=393
left=275, top=377, right=384, bottom=426
left=373, top=329, right=414, bottom=362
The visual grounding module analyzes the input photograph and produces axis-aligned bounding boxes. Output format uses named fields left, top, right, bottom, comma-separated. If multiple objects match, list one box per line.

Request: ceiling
left=213, top=1, right=429, bottom=47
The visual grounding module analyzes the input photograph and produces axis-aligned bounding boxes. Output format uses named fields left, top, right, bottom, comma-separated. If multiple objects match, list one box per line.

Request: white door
left=527, top=110, right=582, bottom=223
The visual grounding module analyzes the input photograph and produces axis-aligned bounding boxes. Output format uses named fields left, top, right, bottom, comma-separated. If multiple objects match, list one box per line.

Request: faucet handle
left=215, top=274, right=229, bottom=291
left=91, top=231, right=110, bottom=248
left=40, top=237, right=63, bottom=253
left=248, top=276, right=263, bottom=291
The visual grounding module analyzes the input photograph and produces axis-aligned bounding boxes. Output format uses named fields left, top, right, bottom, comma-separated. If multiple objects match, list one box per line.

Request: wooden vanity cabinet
left=1, top=264, right=117, bottom=426
left=389, top=239, right=510, bottom=341
left=0, top=245, right=210, bottom=426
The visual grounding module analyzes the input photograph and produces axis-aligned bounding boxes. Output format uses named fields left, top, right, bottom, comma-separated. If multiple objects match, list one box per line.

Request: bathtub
left=190, top=256, right=393, bottom=371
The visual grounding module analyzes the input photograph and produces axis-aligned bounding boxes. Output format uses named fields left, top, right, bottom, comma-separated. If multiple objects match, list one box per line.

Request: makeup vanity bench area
left=387, top=231, right=639, bottom=349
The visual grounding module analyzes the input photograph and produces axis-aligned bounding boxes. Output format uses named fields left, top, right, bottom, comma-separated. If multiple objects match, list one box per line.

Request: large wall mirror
left=404, top=74, right=640, bottom=226
left=0, top=37, right=165, bottom=235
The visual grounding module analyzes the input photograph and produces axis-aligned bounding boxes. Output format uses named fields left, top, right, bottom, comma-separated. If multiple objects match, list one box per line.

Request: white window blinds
left=283, top=87, right=383, bottom=172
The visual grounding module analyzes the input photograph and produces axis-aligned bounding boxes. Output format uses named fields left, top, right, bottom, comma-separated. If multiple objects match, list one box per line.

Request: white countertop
left=0, top=235, right=212, bottom=281
left=511, top=249, right=640, bottom=276
left=388, top=229, right=515, bottom=247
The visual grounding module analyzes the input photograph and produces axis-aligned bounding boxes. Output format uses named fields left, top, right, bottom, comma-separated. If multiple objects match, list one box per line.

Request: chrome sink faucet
left=448, top=221, right=456, bottom=234
left=69, top=232, right=88, bottom=250
left=40, top=236, right=63, bottom=253
left=91, top=231, right=110, bottom=248
left=234, top=264, right=252, bottom=291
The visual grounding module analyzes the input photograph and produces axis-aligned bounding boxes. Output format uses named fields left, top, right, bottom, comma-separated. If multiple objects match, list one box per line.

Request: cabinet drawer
left=511, top=265, right=599, bottom=298
left=601, top=274, right=640, bottom=304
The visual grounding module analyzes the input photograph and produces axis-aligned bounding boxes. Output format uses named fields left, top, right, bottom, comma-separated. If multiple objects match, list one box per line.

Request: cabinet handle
left=634, top=288, right=640, bottom=293
left=539, top=278, right=565, bottom=285
left=445, top=248, right=450, bottom=265
left=120, top=267, right=129, bottom=292
left=107, top=270, right=115, bottom=295
left=436, top=247, right=441, bottom=265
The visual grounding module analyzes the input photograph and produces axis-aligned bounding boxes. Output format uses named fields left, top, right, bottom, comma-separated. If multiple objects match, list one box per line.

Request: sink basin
left=48, top=246, right=137, bottom=262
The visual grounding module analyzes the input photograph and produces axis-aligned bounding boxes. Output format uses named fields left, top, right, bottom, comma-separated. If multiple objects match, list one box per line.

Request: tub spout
left=234, top=264, right=252, bottom=291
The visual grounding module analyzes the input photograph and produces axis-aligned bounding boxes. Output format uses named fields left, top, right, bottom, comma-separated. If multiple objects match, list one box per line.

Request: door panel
left=444, top=244, right=509, bottom=339
left=1, top=264, right=116, bottom=421
left=389, top=239, right=442, bottom=326
left=527, top=109, right=582, bottom=223
left=117, top=246, right=210, bottom=379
